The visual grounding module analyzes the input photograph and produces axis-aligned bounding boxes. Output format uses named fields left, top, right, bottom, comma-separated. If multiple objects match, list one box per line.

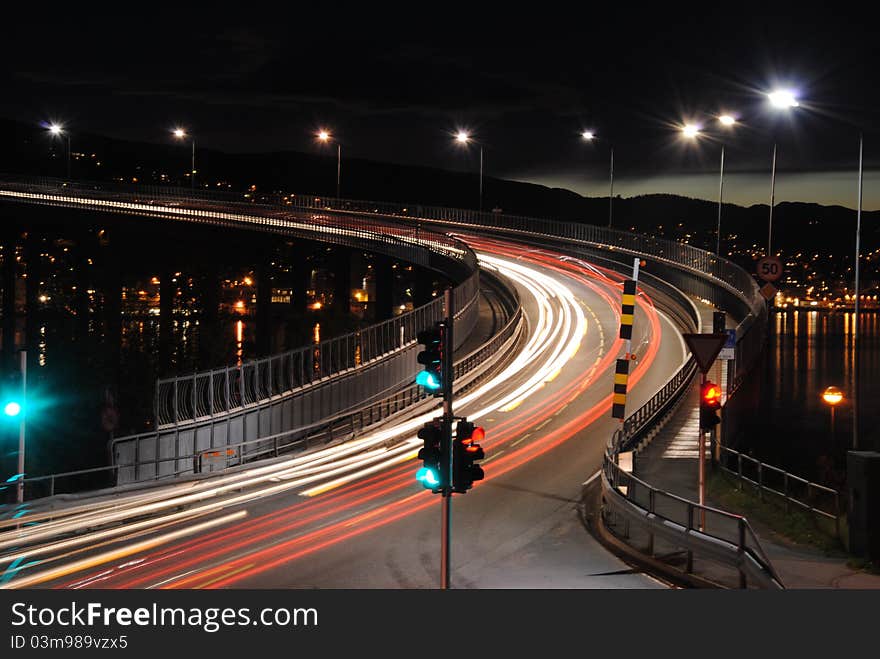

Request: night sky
left=2, top=8, right=878, bottom=207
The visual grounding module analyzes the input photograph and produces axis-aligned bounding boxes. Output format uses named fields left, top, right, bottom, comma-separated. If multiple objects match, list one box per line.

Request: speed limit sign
left=756, top=255, right=783, bottom=282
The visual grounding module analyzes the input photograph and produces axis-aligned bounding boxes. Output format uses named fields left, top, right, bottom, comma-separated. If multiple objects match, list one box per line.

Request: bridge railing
left=153, top=271, right=478, bottom=427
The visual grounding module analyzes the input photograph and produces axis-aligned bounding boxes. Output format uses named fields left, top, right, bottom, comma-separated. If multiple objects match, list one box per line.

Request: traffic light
left=2, top=370, right=22, bottom=418
left=699, top=380, right=722, bottom=431
left=416, top=419, right=446, bottom=492
left=452, top=419, right=485, bottom=493
left=416, top=323, right=444, bottom=395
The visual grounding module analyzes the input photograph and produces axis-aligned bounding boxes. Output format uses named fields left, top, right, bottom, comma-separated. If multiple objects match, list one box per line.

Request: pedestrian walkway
left=633, top=379, right=880, bottom=589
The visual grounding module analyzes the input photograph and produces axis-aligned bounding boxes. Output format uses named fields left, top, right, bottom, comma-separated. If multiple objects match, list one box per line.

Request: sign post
left=683, top=333, right=727, bottom=530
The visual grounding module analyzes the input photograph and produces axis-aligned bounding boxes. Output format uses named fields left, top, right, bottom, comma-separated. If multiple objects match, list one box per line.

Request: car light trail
left=0, top=208, right=672, bottom=590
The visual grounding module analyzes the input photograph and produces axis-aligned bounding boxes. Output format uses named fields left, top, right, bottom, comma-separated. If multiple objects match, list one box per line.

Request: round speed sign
left=756, top=255, right=783, bottom=282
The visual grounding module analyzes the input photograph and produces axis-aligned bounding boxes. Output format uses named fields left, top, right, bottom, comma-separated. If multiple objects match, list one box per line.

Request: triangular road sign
left=682, top=333, right=728, bottom=373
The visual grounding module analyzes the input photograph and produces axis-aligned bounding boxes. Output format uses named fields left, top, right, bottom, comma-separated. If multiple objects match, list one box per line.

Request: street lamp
left=48, top=123, right=71, bottom=179
left=316, top=129, right=341, bottom=199
left=680, top=115, right=738, bottom=255
left=582, top=131, right=615, bottom=228
left=821, top=385, right=844, bottom=444
left=173, top=128, right=196, bottom=190
left=454, top=131, right=483, bottom=212
left=766, top=89, right=800, bottom=257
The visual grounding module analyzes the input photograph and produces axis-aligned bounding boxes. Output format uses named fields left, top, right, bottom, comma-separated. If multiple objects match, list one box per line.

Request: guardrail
left=152, top=271, right=479, bottom=428
left=718, top=445, right=841, bottom=538
left=602, top=455, right=784, bottom=589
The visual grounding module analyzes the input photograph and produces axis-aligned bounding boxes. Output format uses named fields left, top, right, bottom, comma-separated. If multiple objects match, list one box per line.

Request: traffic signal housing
left=453, top=419, right=485, bottom=493
left=416, top=323, right=444, bottom=395
left=416, top=419, right=447, bottom=492
left=699, top=380, right=722, bottom=431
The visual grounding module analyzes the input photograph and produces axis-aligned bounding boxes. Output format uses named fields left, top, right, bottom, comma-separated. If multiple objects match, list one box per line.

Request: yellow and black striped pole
left=612, top=259, right=641, bottom=421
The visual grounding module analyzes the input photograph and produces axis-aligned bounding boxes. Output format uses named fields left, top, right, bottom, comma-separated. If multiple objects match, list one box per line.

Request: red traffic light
left=702, top=382, right=722, bottom=408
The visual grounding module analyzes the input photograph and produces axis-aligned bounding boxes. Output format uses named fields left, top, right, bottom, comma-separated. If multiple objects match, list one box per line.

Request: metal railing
left=152, top=271, right=479, bottom=427
left=602, top=455, right=784, bottom=589
left=718, top=445, right=841, bottom=538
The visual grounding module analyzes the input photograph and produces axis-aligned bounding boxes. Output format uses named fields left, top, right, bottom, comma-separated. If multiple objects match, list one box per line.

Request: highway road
left=0, top=233, right=687, bottom=589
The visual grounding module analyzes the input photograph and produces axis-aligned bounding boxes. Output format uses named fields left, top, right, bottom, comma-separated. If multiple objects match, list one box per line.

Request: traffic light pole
left=440, top=287, right=454, bottom=590
left=17, top=350, right=26, bottom=504
left=698, top=372, right=706, bottom=531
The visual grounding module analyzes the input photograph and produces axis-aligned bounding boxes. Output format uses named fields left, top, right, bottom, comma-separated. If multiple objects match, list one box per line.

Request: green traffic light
left=416, top=370, right=441, bottom=391
left=3, top=401, right=21, bottom=417
left=416, top=466, right=440, bottom=488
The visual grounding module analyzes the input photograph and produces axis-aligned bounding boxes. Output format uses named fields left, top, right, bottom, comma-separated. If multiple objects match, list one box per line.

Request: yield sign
left=682, top=333, right=728, bottom=373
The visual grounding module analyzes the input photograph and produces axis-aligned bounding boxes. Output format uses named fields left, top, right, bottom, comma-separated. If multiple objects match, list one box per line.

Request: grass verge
left=707, top=469, right=843, bottom=555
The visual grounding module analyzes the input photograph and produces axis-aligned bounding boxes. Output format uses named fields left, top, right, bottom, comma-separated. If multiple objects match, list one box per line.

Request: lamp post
left=455, top=131, right=483, bottom=212
left=316, top=130, right=341, bottom=199
left=581, top=131, right=615, bottom=228
left=48, top=124, right=70, bottom=179
left=173, top=128, right=196, bottom=190
left=766, top=89, right=800, bottom=257
left=851, top=133, right=864, bottom=450
left=680, top=115, right=737, bottom=255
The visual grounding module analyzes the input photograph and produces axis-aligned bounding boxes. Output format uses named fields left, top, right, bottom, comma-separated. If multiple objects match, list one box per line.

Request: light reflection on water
left=753, top=310, right=880, bottom=487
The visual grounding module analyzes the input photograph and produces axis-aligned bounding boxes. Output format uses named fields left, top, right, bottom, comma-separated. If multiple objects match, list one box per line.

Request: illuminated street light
left=681, top=123, right=701, bottom=139
left=172, top=127, right=196, bottom=190
left=680, top=114, right=737, bottom=255
left=822, top=386, right=844, bottom=406
left=581, top=130, right=614, bottom=228
left=454, top=130, right=483, bottom=212
left=822, top=385, right=844, bottom=444
left=767, top=89, right=799, bottom=109
left=47, top=123, right=71, bottom=178
left=316, top=129, right=341, bottom=199
left=766, top=89, right=800, bottom=257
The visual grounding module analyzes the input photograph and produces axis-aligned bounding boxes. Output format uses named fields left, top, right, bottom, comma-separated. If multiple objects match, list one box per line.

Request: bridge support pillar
left=2, top=226, right=19, bottom=370
left=332, top=247, right=352, bottom=316
left=24, top=232, right=44, bottom=375
left=199, top=262, right=221, bottom=367
left=159, top=263, right=175, bottom=370
left=373, top=254, right=395, bottom=321
left=101, top=235, right=123, bottom=372
left=412, top=266, right=436, bottom=309
left=256, top=258, right=272, bottom=356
